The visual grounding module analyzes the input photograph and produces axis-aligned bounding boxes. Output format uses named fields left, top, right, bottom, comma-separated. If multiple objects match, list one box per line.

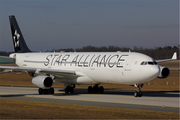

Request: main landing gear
left=64, top=84, right=75, bottom=94
left=88, top=84, right=104, bottom=94
left=64, top=84, right=104, bottom=94
left=134, top=84, right=143, bottom=97
left=38, top=87, right=54, bottom=95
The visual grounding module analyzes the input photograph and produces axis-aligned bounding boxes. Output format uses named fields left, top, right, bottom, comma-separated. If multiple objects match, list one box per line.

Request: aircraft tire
left=65, top=86, right=69, bottom=94
left=93, top=86, right=99, bottom=93
left=134, top=91, right=139, bottom=97
left=134, top=91, right=142, bottom=97
left=38, top=88, right=43, bottom=95
left=88, top=86, right=93, bottom=93
left=49, top=87, right=54, bottom=94
left=99, top=86, right=104, bottom=93
left=70, top=87, right=74, bottom=94
left=43, top=89, right=50, bottom=94
left=64, top=86, right=74, bottom=94
left=138, top=91, right=142, bottom=97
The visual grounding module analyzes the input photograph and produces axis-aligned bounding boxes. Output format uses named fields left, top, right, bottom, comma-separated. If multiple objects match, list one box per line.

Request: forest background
left=0, top=45, right=179, bottom=60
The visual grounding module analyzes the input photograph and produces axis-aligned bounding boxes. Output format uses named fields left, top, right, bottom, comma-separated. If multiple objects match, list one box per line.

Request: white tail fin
left=171, top=52, right=177, bottom=59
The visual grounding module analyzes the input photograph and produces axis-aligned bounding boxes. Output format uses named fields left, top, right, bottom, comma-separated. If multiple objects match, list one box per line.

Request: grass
left=0, top=58, right=14, bottom=64
left=0, top=98, right=179, bottom=119
left=0, top=61, right=179, bottom=119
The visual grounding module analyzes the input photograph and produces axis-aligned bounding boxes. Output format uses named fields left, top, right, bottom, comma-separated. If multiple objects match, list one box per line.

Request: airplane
left=0, top=15, right=177, bottom=97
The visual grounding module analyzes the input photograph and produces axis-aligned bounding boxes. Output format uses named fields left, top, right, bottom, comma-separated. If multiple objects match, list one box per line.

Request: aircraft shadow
left=0, top=94, right=37, bottom=98
left=54, top=88, right=180, bottom=97
left=0, top=88, right=179, bottom=98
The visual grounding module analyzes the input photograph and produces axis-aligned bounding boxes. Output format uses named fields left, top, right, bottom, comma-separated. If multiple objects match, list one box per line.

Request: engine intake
left=32, top=75, right=53, bottom=88
left=158, top=66, right=170, bottom=78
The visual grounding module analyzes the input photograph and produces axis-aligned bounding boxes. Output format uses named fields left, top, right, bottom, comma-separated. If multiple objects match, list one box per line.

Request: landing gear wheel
left=134, top=91, right=139, bottom=97
left=38, top=88, right=43, bottom=95
left=134, top=84, right=143, bottom=97
left=38, top=88, right=55, bottom=95
left=43, top=89, right=49, bottom=94
left=70, top=87, right=74, bottom=94
left=88, top=86, right=93, bottom=93
left=93, top=85, right=99, bottom=93
left=65, top=86, right=74, bottom=94
left=65, top=86, right=70, bottom=94
left=49, top=87, right=54, bottom=94
left=134, top=91, right=142, bottom=97
left=99, top=86, right=104, bottom=93
left=88, top=85, right=105, bottom=94
left=138, top=91, right=142, bottom=97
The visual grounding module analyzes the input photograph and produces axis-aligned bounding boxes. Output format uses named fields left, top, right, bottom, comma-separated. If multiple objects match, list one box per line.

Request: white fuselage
left=11, top=52, right=160, bottom=85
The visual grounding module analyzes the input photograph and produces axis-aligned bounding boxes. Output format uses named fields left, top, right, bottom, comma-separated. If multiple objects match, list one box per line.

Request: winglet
left=156, top=52, right=177, bottom=63
left=172, top=52, right=177, bottom=60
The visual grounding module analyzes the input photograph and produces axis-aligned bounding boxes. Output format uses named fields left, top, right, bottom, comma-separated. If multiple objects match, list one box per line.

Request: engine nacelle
left=32, top=75, right=53, bottom=89
left=158, top=66, right=170, bottom=78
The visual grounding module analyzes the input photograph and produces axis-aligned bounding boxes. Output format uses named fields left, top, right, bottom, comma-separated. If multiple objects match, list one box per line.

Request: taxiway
left=0, top=86, right=179, bottom=113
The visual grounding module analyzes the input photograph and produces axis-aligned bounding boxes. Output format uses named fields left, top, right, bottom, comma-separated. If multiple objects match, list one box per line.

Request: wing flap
left=38, top=69, right=79, bottom=79
left=0, top=56, right=14, bottom=59
left=0, top=66, right=79, bottom=79
left=0, top=66, right=36, bottom=73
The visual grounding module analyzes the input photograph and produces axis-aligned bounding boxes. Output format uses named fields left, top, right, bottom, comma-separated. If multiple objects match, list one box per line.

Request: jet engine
left=158, top=66, right=170, bottom=78
left=32, top=75, right=53, bottom=88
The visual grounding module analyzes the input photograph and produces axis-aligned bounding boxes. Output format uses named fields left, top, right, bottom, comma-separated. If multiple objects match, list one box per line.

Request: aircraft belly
left=83, top=68, right=125, bottom=84
left=55, top=74, right=98, bottom=85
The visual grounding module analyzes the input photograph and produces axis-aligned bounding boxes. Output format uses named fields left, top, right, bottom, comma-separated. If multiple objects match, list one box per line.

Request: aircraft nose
left=140, top=65, right=160, bottom=83
left=148, top=65, right=160, bottom=79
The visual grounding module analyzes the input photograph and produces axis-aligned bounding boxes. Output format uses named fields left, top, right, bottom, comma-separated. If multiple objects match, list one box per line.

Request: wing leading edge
left=0, top=66, right=79, bottom=79
left=156, top=52, right=177, bottom=63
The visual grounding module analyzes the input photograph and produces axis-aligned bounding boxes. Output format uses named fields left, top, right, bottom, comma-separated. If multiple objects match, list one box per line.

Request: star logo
left=13, top=30, right=20, bottom=48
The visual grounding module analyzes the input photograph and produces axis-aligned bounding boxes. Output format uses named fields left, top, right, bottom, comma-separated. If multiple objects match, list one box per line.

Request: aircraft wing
left=0, top=66, right=79, bottom=79
left=0, top=56, right=14, bottom=59
left=169, top=68, right=180, bottom=71
left=156, top=52, right=177, bottom=63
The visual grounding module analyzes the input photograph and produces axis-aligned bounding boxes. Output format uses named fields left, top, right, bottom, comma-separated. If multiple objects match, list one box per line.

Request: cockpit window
left=140, top=62, right=144, bottom=65
left=153, top=61, right=157, bottom=65
left=141, top=61, right=157, bottom=65
left=148, top=62, right=154, bottom=65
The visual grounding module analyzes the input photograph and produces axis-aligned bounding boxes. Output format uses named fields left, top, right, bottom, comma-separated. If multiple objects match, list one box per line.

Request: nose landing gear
left=134, top=84, right=143, bottom=97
